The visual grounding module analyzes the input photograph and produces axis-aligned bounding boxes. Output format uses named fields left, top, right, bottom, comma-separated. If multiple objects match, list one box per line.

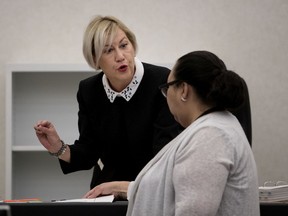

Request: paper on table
left=55, top=195, right=114, bottom=203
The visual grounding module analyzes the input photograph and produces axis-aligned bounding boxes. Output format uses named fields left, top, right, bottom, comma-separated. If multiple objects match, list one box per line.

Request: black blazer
left=59, top=63, right=181, bottom=188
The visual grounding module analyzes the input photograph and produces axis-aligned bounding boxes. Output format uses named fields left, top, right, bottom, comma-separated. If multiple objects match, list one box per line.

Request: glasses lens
left=161, top=87, right=168, bottom=97
left=159, top=80, right=181, bottom=98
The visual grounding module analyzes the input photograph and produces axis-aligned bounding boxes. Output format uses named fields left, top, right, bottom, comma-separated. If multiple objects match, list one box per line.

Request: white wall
left=1, top=0, right=288, bottom=199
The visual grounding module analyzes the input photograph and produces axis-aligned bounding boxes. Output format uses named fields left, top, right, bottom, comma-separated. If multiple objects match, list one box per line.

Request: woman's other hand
left=83, top=181, right=130, bottom=199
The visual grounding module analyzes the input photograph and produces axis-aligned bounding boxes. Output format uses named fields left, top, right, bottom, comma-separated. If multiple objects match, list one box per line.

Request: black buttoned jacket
left=60, top=63, right=181, bottom=188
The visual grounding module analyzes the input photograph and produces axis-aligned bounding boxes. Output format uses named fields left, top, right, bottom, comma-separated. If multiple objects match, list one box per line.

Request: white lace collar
left=102, top=57, right=144, bottom=103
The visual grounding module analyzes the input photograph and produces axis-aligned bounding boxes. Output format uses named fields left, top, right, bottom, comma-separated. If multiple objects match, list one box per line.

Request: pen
left=51, top=199, right=67, bottom=202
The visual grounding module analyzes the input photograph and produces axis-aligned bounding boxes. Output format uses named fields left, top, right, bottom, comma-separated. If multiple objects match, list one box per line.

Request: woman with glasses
left=84, top=50, right=260, bottom=216
left=34, top=15, right=181, bottom=190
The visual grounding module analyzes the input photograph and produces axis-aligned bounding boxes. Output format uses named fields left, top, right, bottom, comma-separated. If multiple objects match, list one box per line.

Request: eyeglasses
left=158, top=80, right=182, bottom=97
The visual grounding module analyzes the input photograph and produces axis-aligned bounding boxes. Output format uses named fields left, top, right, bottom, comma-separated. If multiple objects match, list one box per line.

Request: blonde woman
left=34, top=15, right=181, bottom=189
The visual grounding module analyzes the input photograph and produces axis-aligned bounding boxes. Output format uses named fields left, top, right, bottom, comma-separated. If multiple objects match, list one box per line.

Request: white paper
left=55, top=195, right=114, bottom=203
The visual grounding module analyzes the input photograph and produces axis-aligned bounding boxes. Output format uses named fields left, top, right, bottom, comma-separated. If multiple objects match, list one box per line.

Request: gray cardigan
left=127, top=111, right=260, bottom=216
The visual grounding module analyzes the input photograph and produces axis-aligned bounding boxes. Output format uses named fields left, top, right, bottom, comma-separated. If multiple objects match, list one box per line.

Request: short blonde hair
left=83, top=15, right=138, bottom=70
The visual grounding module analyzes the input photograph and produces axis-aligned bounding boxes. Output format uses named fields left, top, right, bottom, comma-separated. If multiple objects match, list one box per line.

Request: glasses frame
left=159, top=80, right=182, bottom=98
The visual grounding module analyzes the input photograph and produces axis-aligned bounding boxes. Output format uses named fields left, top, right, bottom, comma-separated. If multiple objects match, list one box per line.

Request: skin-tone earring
left=181, top=96, right=187, bottom=102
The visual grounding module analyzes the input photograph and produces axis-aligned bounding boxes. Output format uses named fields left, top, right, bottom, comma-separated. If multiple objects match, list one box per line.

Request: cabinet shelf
left=12, top=146, right=46, bottom=151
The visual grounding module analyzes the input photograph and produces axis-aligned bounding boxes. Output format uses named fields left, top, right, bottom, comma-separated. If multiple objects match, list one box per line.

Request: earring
left=181, top=97, right=187, bottom=102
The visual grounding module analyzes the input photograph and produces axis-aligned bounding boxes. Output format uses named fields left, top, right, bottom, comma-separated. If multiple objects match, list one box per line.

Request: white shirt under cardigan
left=127, top=111, right=260, bottom=216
